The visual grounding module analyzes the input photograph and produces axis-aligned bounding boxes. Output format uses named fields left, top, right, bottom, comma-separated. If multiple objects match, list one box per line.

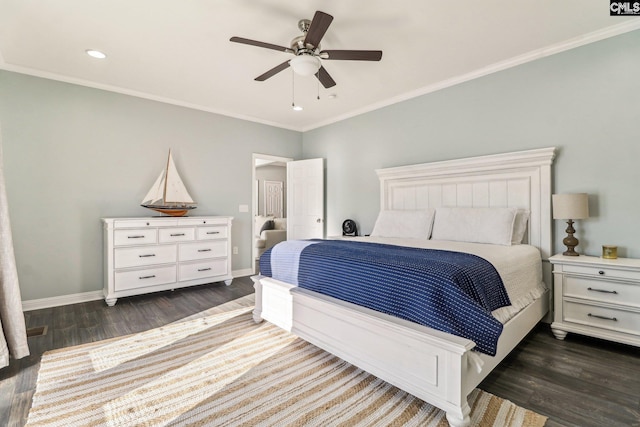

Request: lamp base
left=562, top=219, right=580, bottom=256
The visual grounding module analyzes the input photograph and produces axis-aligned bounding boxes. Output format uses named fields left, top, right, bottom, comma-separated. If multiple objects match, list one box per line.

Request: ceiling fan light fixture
left=290, top=55, right=320, bottom=76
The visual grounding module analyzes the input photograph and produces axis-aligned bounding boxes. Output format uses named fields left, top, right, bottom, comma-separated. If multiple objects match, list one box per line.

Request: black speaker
left=342, top=219, right=358, bottom=236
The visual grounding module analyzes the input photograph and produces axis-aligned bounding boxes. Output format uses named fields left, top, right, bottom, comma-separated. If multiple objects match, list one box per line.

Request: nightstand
left=549, top=254, right=640, bottom=347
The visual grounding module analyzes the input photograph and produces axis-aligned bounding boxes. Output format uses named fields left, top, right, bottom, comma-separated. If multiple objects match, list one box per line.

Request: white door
left=264, top=181, right=283, bottom=218
left=287, top=158, right=324, bottom=240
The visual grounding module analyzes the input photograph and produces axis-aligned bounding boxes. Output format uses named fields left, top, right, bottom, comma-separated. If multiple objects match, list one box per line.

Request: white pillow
left=273, top=218, right=287, bottom=231
left=370, top=209, right=435, bottom=239
left=511, top=210, right=530, bottom=244
left=431, top=207, right=517, bottom=246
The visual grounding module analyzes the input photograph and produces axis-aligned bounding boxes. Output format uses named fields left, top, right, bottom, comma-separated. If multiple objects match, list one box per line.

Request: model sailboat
left=141, top=150, right=197, bottom=217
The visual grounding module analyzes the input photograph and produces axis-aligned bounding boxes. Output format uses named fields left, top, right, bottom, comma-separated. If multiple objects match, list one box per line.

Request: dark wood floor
left=1, top=277, right=638, bottom=427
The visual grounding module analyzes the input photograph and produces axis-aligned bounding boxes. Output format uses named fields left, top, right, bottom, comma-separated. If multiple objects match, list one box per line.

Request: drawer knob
left=139, top=275, right=156, bottom=280
left=588, top=313, right=617, bottom=322
left=587, top=287, right=617, bottom=294
left=138, top=254, right=156, bottom=258
left=598, top=270, right=605, bottom=275
left=170, top=233, right=186, bottom=237
left=207, top=231, right=220, bottom=235
left=128, top=235, right=145, bottom=239
left=198, top=267, right=212, bottom=272
left=198, top=249, right=212, bottom=252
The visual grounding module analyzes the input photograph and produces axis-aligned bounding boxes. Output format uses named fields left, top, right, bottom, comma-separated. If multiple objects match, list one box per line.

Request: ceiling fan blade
left=321, top=50, right=383, bottom=61
left=304, top=11, right=333, bottom=47
left=230, top=36, right=293, bottom=53
left=255, top=61, right=291, bottom=81
left=315, top=66, right=336, bottom=88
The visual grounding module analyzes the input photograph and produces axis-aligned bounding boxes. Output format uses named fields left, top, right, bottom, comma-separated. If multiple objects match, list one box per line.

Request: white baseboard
left=232, top=268, right=254, bottom=278
left=22, top=290, right=104, bottom=312
left=22, top=269, right=255, bottom=311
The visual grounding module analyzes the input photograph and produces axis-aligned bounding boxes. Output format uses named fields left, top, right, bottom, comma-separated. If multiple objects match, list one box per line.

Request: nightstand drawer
left=563, top=301, right=640, bottom=337
left=564, top=276, right=640, bottom=308
left=563, top=264, right=640, bottom=282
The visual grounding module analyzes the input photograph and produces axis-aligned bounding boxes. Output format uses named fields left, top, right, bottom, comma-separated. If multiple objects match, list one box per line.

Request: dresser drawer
left=197, top=226, right=228, bottom=240
left=159, top=227, right=195, bottom=243
left=563, top=264, right=640, bottom=282
left=179, top=241, right=227, bottom=261
left=563, top=301, right=640, bottom=337
left=114, top=219, right=178, bottom=228
left=114, top=266, right=177, bottom=291
left=114, top=229, right=157, bottom=246
left=179, top=259, right=227, bottom=281
left=114, top=245, right=177, bottom=269
left=179, top=218, right=229, bottom=226
left=564, top=276, right=640, bottom=309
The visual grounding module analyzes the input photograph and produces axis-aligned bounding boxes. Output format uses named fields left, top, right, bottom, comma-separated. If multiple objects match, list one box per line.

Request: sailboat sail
left=141, top=170, right=166, bottom=206
left=141, top=150, right=196, bottom=216
left=164, top=151, right=194, bottom=204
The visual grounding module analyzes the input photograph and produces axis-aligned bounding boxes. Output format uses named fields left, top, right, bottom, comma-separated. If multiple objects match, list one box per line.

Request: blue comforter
left=260, top=239, right=511, bottom=356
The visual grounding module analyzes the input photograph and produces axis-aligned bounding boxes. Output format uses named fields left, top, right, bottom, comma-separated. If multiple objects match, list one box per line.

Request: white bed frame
left=252, top=147, right=556, bottom=427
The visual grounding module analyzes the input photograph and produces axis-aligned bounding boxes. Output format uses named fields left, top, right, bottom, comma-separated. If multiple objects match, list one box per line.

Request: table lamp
left=552, top=193, right=589, bottom=256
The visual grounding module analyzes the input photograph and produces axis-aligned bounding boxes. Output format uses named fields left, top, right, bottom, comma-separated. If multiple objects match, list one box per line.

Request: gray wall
left=2, top=29, right=639, bottom=302
left=303, top=30, right=640, bottom=258
left=0, top=71, right=301, bottom=300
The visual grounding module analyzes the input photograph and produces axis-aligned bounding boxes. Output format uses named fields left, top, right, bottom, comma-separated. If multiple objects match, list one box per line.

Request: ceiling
left=1, top=1, right=638, bottom=131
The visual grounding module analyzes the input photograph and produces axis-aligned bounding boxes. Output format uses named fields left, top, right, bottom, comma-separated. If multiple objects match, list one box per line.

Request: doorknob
left=316, top=218, right=322, bottom=223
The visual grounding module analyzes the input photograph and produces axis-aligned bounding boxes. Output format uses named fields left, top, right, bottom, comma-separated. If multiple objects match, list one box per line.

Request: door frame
left=252, top=153, right=292, bottom=274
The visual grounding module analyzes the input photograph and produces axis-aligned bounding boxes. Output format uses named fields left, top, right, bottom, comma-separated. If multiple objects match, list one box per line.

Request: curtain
left=0, top=125, right=29, bottom=368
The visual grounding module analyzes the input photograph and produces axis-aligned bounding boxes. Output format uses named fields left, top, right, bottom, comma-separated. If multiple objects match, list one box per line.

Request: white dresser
left=102, top=216, right=233, bottom=306
left=549, top=254, right=640, bottom=347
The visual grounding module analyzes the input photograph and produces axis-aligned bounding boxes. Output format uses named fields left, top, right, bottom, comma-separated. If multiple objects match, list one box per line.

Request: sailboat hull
left=141, top=205, right=197, bottom=217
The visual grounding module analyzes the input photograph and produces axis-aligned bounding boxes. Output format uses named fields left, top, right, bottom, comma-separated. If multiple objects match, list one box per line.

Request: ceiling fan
left=230, top=10, right=382, bottom=88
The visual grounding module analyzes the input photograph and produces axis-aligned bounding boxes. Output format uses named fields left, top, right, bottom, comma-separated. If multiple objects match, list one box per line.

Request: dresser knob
left=598, top=270, right=605, bottom=275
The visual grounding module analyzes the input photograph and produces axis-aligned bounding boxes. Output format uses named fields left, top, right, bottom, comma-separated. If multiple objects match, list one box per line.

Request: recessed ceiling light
left=86, top=49, right=107, bottom=59
left=292, top=105, right=303, bottom=111
left=327, top=94, right=337, bottom=99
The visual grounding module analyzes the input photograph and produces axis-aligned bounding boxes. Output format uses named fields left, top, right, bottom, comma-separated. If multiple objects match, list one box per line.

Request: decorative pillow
left=260, top=219, right=275, bottom=234
left=370, top=209, right=436, bottom=239
left=511, top=209, right=530, bottom=244
left=273, top=217, right=287, bottom=231
left=431, top=207, right=517, bottom=246
left=254, top=215, right=274, bottom=237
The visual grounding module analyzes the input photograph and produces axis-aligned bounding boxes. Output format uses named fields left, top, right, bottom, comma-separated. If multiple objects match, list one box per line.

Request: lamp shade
left=552, top=193, right=589, bottom=220
left=290, top=55, right=321, bottom=76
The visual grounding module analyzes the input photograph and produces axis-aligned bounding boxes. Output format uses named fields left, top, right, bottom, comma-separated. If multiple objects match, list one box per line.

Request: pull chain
left=291, top=69, right=295, bottom=108
left=291, top=70, right=302, bottom=111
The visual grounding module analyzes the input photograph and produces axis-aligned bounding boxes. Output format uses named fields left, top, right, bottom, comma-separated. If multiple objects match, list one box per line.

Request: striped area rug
left=27, top=299, right=546, bottom=426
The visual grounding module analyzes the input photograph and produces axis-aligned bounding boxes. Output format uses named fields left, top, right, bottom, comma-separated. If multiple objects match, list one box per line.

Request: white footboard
left=294, top=287, right=479, bottom=426
left=254, top=276, right=475, bottom=426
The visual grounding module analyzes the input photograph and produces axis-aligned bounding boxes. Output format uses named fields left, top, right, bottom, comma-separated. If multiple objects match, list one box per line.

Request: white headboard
left=375, top=147, right=556, bottom=261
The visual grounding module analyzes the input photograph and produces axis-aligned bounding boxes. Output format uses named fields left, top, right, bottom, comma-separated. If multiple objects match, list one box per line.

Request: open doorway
left=252, top=153, right=292, bottom=274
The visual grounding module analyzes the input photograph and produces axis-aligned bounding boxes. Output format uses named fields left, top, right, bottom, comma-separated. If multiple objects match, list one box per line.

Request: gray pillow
left=260, top=220, right=275, bottom=234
